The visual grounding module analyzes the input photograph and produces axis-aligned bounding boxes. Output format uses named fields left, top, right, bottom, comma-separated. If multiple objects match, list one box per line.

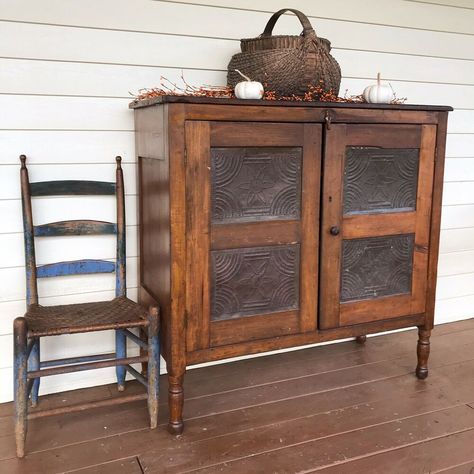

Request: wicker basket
left=227, top=8, right=341, bottom=97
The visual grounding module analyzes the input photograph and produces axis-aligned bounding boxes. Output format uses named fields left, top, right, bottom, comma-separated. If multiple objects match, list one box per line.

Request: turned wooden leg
left=168, top=373, right=184, bottom=435
left=416, top=328, right=431, bottom=380
left=355, top=335, right=367, bottom=344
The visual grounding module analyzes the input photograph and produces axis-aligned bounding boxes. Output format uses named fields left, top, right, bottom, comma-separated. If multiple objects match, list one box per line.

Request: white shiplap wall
left=0, top=0, right=473, bottom=403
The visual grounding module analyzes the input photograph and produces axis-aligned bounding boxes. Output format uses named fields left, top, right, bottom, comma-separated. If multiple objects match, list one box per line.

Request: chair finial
left=115, top=156, right=122, bottom=169
left=20, top=155, right=27, bottom=168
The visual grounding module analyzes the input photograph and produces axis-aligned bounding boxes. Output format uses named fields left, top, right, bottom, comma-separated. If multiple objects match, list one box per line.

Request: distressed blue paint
left=22, top=210, right=38, bottom=306
left=34, top=220, right=117, bottom=237
left=115, top=330, right=127, bottom=390
left=115, top=159, right=127, bottom=298
left=13, top=318, right=28, bottom=457
left=26, top=338, right=36, bottom=359
left=25, top=269, right=34, bottom=306
left=28, top=339, right=40, bottom=406
left=36, top=259, right=115, bottom=278
left=30, top=180, right=116, bottom=196
left=115, top=232, right=126, bottom=297
left=147, top=313, right=160, bottom=429
left=40, top=352, right=116, bottom=368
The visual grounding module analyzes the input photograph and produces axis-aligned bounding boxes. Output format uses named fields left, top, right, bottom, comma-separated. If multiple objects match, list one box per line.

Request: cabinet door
left=320, top=124, right=436, bottom=329
left=185, top=121, right=321, bottom=351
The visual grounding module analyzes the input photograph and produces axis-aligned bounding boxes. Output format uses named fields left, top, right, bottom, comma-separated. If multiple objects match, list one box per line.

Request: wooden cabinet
left=131, top=96, right=451, bottom=434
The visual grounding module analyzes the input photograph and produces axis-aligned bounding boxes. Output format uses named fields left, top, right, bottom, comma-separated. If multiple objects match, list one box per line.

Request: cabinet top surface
left=129, top=95, right=452, bottom=112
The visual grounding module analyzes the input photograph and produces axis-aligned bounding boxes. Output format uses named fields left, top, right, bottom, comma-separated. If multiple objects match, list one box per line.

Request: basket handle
left=261, top=9, right=315, bottom=37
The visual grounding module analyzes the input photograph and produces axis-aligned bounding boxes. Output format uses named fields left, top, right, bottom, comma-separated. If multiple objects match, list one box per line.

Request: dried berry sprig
left=132, top=76, right=407, bottom=104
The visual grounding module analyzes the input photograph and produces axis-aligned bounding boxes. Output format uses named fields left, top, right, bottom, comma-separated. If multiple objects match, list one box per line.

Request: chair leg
left=115, top=329, right=127, bottom=392
left=13, top=317, right=28, bottom=458
left=28, top=338, right=40, bottom=407
left=147, top=307, right=160, bottom=429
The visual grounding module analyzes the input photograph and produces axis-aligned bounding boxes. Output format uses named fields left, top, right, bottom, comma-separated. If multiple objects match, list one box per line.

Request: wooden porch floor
left=1, top=319, right=474, bottom=473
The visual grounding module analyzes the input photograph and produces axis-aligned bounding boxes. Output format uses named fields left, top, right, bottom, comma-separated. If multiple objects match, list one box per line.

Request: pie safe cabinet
left=131, top=96, right=451, bottom=434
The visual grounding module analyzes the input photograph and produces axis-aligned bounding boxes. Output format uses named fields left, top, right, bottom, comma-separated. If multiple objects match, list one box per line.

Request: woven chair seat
left=25, top=297, right=149, bottom=336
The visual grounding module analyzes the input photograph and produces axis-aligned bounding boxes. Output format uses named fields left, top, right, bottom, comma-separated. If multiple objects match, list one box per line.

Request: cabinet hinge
left=184, top=148, right=188, bottom=165
left=184, top=310, right=188, bottom=329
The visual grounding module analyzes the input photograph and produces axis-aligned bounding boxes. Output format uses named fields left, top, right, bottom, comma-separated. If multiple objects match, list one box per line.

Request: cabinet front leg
left=416, top=328, right=431, bottom=379
left=168, top=374, right=184, bottom=434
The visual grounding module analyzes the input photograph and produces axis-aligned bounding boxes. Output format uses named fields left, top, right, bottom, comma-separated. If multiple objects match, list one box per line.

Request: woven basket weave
left=227, top=9, right=341, bottom=96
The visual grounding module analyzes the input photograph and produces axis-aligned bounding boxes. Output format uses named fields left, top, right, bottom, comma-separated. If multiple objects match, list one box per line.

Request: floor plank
left=436, top=460, right=474, bottom=473
left=188, top=405, right=474, bottom=474
left=1, top=336, right=473, bottom=461
left=138, top=388, right=474, bottom=473
left=2, top=357, right=474, bottom=473
left=65, top=456, right=143, bottom=474
left=0, top=319, right=472, bottom=474
left=314, top=429, right=474, bottom=474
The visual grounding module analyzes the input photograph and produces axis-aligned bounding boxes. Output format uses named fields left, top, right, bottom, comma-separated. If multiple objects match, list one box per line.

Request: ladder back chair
left=13, top=155, right=160, bottom=458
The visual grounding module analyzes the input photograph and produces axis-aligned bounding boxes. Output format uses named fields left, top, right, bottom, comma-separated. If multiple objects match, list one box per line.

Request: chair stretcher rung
left=122, top=328, right=148, bottom=350
left=40, top=352, right=116, bottom=368
left=28, top=355, right=148, bottom=379
left=125, top=364, right=148, bottom=388
left=29, top=319, right=148, bottom=338
left=28, top=393, right=147, bottom=420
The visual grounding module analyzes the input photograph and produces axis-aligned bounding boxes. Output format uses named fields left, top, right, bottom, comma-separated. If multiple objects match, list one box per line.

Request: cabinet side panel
left=426, top=113, right=449, bottom=330
left=135, top=105, right=171, bottom=360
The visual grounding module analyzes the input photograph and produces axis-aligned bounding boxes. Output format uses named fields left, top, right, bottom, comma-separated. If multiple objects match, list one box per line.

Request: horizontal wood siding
left=0, top=0, right=473, bottom=402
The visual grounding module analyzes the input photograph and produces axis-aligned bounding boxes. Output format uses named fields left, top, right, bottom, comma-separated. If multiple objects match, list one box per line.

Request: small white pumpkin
left=234, top=69, right=264, bottom=99
left=363, top=73, right=393, bottom=104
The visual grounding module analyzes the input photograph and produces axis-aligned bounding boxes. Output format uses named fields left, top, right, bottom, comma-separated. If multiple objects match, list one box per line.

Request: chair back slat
left=34, top=220, right=116, bottom=237
left=36, top=259, right=115, bottom=278
left=30, top=180, right=116, bottom=196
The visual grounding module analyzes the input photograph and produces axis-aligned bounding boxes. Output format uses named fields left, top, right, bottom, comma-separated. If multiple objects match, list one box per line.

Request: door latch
left=324, top=111, right=332, bottom=130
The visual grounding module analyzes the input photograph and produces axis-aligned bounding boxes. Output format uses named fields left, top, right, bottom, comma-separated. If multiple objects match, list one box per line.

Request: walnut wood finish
left=133, top=98, right=450, bottom=435
left=416, top=327, right=431, bottom=379
left=320, top=123, right=436, bottom=328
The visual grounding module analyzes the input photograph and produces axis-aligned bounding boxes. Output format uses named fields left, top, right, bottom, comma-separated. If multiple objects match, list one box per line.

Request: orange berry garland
left=132, top=76, right=406, bottom=104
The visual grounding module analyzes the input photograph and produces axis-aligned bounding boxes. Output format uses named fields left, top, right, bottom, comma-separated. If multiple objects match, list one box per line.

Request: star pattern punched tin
left=211, top=147, right=302, bottom=223
left=343, top=147, right=419, bottom=215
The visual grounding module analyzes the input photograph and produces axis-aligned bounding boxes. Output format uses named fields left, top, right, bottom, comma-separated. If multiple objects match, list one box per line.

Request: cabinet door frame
left=320, top=124, right=436, bottom=329
left=184, top=121, right=321, bottom=351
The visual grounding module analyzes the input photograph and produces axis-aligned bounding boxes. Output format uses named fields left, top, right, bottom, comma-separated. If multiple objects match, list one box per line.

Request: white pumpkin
left=363, top=73, right=393, bottom=104
left=234, top=69, right=264, bottom=99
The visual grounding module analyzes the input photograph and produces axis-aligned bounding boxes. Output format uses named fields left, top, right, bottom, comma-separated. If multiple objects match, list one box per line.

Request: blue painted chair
left=13, top=155, right=160, bottom=458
